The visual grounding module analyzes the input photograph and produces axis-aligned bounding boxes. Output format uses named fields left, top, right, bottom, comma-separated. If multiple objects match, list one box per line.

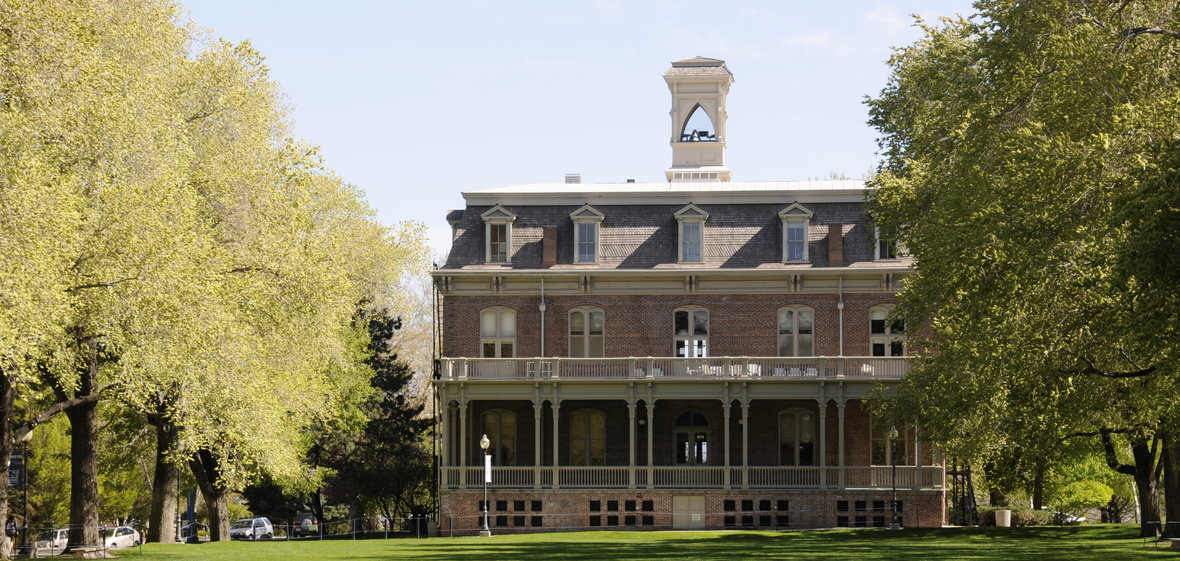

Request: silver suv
left=229, top=517, right=273, bottom=540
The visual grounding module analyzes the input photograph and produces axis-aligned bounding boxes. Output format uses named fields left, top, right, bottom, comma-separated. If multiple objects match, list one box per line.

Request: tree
left=320, top=311, right=433, bottom=524
left=867, top=0, right=1180, bottom=537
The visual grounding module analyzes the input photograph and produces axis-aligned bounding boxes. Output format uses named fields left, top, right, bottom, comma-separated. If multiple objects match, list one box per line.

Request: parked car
left=290, top=512, right=319, bottom=537
left=229, top=517, right=273, bottom=540
left=34, top=528, right=69, bottom=553
left=102, top=526, right=141, bottom=548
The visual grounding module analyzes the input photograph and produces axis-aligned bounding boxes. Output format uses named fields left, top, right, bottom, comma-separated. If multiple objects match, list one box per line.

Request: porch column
left=551, top=403, right=561, bottom=489
left=722, top=403, right=731, bottom=490
left=628, top=403, right=637, bottom=489
left=646, top=401, right=655, bottom=489
left=439, top=405, right=450, bottom=467
left=740, top=402, right=750, bottom=490
left=455, top=406, right=464, bottom=488
left=816, top=398, right=827, bottom=488
left=912, top=419, right=922, bottom=490
left=837, top=401, right=846, bottom=489
left=534, top=403, right=544, bottom=489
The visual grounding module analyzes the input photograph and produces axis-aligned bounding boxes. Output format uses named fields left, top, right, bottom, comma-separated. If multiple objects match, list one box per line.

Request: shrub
left=976, top=505, right=1051, bottom=527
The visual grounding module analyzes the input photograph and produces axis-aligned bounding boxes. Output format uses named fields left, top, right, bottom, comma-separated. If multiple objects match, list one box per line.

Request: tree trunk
left=1131, top=439, right=1162, bottom=538
left=1031, top=456, right=1046, bottom=510
left=189, top=449, right=230, bottom=541
left=1162, top=434, right=1180, bottom=539
left=147, top=419, right=179, bottom=543
left=64, top=343, right=100, bottom=552
left=0, top=371, right=15, bottom=560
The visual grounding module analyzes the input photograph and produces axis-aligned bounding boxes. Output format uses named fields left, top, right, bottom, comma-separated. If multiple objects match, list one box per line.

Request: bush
left=976, top=505, right=1052, bottom=527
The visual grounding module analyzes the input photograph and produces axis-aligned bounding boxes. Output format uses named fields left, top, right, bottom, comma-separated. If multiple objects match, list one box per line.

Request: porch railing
left=438, top=356, right=911, bottom=381
left=439, top=465, right=944, bottom=491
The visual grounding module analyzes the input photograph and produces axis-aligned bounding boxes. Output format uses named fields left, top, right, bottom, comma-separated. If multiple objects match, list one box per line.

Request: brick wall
left=438, top=488, right=946, bottom=535
left=443, top=293, right=897, bottom=358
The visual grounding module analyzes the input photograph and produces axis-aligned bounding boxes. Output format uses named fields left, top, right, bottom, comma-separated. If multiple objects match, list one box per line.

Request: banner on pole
left=484, top=454, right=492, bottom=483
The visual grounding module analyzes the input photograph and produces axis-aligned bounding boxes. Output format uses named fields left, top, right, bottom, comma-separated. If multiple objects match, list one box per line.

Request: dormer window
left=874, top=224, right=903, bottom=260
left=481, top=205, right=516, bottom=264
left=570, top=204, right=605, bottom=264
left=778, top=203, right=813, bottom=262
left=674, top=204, right=709, bottom=263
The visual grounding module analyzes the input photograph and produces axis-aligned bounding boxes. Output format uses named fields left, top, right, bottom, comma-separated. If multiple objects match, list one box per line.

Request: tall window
left=569, top=307, right=604, bottom=358
left=870, top=422, right=910, bottom=466
left=481, top=205, right=516, bottom=264
left=481, top=409, right=517, bottom=465
left=481, top=307, right=516, bottom=358
left=570, top=205, right=605, bottom=264
left=675, top=204, right=708, bottom=263
left=674, top=410, right=709, bottom=465
left=778, top=306, right=815, bottom=356
left=779, top=203, right=813, bottom=262
left=870, top=306, right=905, bottom=357
left=779, top=410, right=816, bottom=466
left=875, top=224, right=900, bottom=260
left=570, top=409, right=606, bottom=466
left=674, top=307, right=709, bottom=358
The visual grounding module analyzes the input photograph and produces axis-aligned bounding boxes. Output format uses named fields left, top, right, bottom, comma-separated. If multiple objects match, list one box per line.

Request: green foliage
left=976, top=505, right=1052, bottom=527
left=1055, top=480, right=1112, bottom=519
left=26, top=417, right=70, bottom=528
left=865, top=1, right=1180, bottom=525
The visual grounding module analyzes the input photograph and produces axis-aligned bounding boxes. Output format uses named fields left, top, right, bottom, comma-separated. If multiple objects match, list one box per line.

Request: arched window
left=480, top=408, right=517, bottom=465
left=680, top=104, right=717, bottom=142
left=779, top=410, right=817, bottom=466
left=569, top=409, right=606, bottom=466
left=673, top=410, right=709, bottom=465
left=870, top=306, right=905, bottom=357
left=481, top=307, right=516, bottom=358
left=778, top=306, right=815, bottom=356
left=674, top=307, right=709, bottom=358
left=569, top=307, right=604, bottom=358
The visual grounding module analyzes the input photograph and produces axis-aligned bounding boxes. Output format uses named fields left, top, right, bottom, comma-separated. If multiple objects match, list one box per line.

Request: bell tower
left=664, top=57, right=733, bottom=182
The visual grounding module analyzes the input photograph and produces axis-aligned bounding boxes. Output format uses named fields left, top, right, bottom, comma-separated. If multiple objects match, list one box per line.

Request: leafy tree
left=320, top=311, right=433, bottom=524
left=867, top=0, right=1180, bottom=537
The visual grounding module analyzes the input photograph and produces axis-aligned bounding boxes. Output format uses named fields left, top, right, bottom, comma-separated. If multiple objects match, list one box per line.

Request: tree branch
left=13, top=390, right=107, bottom=443
left=1100, top=428, right=1138, bottom=476
left=1118, top=26, right=1180, bottom=49
left=67, top=276, right=140, bottom=292
left=1079, top=356, right=1156, bottom=378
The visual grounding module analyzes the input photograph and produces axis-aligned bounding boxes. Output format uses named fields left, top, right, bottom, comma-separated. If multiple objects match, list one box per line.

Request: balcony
left=436, top=356, right=910, bottom=381
left=438, top=465, right=943, bottom=491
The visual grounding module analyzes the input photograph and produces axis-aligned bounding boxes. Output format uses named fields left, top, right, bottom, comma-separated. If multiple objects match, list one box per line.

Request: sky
left=181, top=1, right=978, bottom=257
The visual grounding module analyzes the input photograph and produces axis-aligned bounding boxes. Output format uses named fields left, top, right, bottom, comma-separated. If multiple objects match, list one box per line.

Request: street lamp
left=479, top=434, right=492, bottom=537
left=888, top=426, right=900, bottom=530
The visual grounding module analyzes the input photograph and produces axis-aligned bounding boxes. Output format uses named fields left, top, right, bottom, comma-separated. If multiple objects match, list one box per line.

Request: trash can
left=995, top=509, right=1011, bottom=527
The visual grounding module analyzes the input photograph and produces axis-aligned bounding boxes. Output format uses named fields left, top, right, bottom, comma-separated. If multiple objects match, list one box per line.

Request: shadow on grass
left=379, top=526, right=1166, bottom=561
left=117, top=525, right=1168, bottom=561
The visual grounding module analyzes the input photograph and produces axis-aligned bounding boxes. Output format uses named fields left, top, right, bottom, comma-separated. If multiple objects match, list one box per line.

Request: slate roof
left=442, top=201, right=891, bottom=270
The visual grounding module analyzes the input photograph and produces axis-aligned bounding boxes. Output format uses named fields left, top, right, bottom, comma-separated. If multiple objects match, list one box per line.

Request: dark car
left=291, top=512, right=319, bottom=537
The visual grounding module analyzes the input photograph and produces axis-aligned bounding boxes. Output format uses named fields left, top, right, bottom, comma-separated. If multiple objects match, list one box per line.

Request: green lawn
left=106, top=525, right=1172, bottom=561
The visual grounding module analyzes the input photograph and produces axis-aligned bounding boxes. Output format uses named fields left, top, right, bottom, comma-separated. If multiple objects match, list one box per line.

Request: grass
left=104, top=525, right=1173, bottom=561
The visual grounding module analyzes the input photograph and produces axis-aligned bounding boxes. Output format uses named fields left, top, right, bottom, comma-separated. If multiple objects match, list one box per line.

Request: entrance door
left=672, top=496, right=706, bottom=529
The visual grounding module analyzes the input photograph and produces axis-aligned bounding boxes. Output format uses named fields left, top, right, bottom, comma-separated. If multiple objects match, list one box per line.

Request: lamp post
left=479, top=434, right=492, bottom=537
left=888, top=426, right=900, bottom=530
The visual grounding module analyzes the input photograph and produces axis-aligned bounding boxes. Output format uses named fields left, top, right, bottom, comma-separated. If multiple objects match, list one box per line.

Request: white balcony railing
left=438, top=465, right=944, bottom=491
left=437, top=356, right=911, bottom=381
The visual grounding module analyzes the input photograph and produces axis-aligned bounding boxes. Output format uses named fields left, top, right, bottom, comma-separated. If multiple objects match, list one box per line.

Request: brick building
left=431, top=57, right=945, bottom=534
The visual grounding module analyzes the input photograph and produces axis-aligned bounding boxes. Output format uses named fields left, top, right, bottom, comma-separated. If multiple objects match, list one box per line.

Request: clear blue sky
left=181, top=1, right=976, bottom=257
